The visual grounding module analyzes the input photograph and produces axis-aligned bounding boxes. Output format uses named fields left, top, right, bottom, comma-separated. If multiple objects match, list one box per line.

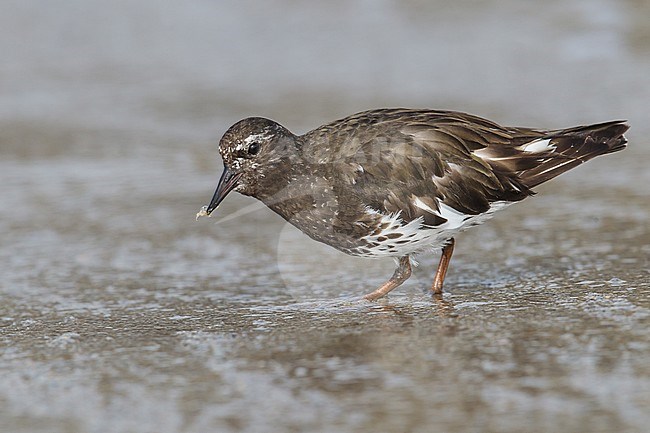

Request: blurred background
left=1, top=1, right=649, bottom=432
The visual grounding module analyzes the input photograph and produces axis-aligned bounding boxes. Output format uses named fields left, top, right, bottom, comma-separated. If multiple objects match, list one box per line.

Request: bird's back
left=302, top=109, right=532, bottom=226
left=301, top=109, right=627, bottom=226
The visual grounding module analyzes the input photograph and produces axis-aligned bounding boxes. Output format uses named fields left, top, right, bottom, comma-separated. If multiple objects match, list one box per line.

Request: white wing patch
left=413, top=197, right=437, bottom=214
left=521, top=138, right=555, bottom=153
left=436, top=202, right=469, bottom=230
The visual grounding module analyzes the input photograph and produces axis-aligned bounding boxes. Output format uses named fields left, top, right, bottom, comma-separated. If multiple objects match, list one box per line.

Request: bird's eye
left=248, top=142, right=260, bottom=155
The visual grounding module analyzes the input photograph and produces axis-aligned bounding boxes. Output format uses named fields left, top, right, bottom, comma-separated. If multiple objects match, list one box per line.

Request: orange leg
left=431, top=238, right=455, bottom=295
left=363, top=256, right=412, bottom=301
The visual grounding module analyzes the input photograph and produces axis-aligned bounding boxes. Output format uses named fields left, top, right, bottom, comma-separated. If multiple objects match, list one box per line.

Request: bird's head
left=198, top=117, right=298, bottom=217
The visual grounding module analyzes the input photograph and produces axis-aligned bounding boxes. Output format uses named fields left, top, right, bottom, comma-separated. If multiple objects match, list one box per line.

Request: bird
left=196, top=108, right=628, bottom=300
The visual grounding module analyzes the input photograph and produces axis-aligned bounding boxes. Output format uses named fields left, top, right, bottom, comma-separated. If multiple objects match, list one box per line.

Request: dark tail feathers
left=520, top=120, right=629, bottom=188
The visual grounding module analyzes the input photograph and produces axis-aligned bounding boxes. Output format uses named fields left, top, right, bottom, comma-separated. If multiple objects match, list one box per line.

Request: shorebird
left=197, top=109, right=628, bottom=300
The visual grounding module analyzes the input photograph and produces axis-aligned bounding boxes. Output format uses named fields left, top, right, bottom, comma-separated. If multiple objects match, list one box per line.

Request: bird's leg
left=431, top=238, right=455, bottom=295
left=363, top=256, right=412, bottom=301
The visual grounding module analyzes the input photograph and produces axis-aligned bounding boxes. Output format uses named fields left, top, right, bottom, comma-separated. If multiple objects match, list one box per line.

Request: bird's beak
left=201, top=167, right=241, bottom=217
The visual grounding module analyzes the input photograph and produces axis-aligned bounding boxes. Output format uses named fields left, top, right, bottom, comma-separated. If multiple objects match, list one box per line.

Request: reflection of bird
left=197, top=109, right=628, bottom=300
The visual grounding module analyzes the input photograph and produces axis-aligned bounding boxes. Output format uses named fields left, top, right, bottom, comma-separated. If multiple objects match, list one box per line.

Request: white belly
left=355, top=201, right=511, bottom=257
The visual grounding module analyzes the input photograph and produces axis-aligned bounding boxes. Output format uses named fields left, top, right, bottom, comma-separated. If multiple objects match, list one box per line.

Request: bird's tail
left=518, top=120, right=629, bottom=188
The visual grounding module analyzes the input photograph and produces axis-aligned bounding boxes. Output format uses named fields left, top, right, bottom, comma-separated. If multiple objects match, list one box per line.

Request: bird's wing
left=307, top=109, right=537, bottom=226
